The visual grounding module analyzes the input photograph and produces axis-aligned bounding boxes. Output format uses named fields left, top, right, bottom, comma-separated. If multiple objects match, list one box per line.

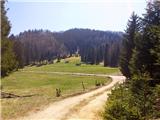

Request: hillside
left=10, top=28, right=123, bottom=68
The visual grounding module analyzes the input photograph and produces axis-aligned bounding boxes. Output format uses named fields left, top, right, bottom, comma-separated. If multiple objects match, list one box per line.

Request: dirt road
left=17, top=75, right=125, bottom=120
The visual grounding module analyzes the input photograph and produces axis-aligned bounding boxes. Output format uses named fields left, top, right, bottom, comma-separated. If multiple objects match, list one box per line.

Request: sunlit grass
left=22, top=57, right=120, bottom=74
left=1, top=71, right=111, bottom=120
left=1, top=57, right=120, bottom=119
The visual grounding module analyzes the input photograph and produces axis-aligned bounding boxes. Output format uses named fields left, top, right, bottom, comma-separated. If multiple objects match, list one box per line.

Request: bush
left=95, top=80, right=101, bottom=86
left=103, top=84, right=140, bottom=120
left=75, top=63, right=81, bottom=66
left=56, top=58, right=61, bottom=63
left=154, top=85, right=160, bottom=118
left=103, top=76, right=160, bottom=120
left=64, top=60, right=69, bottom=63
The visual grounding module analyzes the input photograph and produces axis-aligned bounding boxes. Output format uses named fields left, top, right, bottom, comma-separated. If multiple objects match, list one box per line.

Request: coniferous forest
left=1, top=0, right=18, bottom=77
left=103, top=1, right=160, bottom=120
left=10, top=29, right=122, bottom=68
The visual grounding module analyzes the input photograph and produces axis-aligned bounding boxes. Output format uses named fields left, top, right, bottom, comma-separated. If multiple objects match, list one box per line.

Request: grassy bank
left=1, top=71, right=111, bottom=120
left=22, top=57, right=120, bottom=74
left=1, top=57, right=120, bottom=119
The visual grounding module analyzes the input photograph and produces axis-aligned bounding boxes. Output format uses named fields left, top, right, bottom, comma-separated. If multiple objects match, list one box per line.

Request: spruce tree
left=1, top=0, right=18, bottom=77
left=130, top=1, right=160, bottom=79
left=104, top=43, right=109, bottom=67
left=119, top=12, right=140, bottom=78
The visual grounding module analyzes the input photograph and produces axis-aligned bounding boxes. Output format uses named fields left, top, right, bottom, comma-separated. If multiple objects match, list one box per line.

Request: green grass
left=1, top=71, right=111, bottom=120
left=1, top=57, right=119, bottom=119
left=22, top=57, right=120, bottom=74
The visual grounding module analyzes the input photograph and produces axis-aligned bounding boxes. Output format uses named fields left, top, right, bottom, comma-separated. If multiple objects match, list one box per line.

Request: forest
left=103, top=1, right=160, bottom=120
left=10, top=29, right=122, bottom=67
left=2, top=26, right=123, bottom=76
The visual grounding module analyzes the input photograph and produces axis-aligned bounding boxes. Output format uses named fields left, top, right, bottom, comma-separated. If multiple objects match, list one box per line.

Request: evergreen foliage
left=130, top=1, right=160, bottom=79
left=1, top=0, right=18, bottom=77
left=104, top=1, right=160, bottom=119
left=103, top=78, right=159, bottom=120
left=11, top=29, right=122, bottom=67
left=119, top=12, right=140, bottom=78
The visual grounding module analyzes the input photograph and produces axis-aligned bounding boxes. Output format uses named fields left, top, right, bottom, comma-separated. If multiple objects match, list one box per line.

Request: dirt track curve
left=16, top=74, right=125, bottom=120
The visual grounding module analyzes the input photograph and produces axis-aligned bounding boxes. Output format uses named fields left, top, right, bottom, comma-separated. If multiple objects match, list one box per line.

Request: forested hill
left=10, top=28, right=123, bottom=68
left=54, top=29, right=123, bottom=66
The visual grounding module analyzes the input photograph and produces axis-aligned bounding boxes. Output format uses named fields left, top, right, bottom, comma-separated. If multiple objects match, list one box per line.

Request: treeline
left=1, top=0, right=123, bottom=77
left=10, top=30, right=68, bottom=67
left=1, top=1, right=18, bottom=77
left=54, top=29, right=122, bottom=66
left=10, top=29, right=122, bottom=68
left=103, top=1, right=160, bottom=120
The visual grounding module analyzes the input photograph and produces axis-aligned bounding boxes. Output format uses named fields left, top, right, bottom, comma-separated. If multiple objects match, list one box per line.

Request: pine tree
left=103, top=1, right=160, bottom=119
left=119, top=12, right=140, bottom=78
left=1, top=0, right=18, bottom=77
left=1, top=0, right=10, bottom=39
left=104, top=43, right=109, bottom=67
left=130, top=1, right=160, bottom=79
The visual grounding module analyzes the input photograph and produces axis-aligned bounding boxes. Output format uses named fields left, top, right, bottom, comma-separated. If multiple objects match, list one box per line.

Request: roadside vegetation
left=1, top=57, right=116, bottom=120
left=103, top=1, right=160, bottom=120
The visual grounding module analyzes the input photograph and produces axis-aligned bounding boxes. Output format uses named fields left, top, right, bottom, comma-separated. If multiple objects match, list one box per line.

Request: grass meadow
left=22, top=57, right=120, bottom=74
left=1, top=57, right=119, bottom=119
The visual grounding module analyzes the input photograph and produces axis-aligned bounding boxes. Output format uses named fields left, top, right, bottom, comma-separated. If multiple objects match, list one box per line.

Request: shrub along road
left=16, top=74, right=125, bottom=120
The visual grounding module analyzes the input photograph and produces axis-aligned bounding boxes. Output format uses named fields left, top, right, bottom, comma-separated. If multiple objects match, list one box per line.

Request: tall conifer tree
left=130, top=1, right=160, bottom=79
left=1, top=0, right=18, bottom=77
left=119, top=12, right=140, bottom=78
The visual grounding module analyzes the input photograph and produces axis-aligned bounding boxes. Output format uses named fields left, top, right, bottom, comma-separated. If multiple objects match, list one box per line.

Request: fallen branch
left=1, top=92, right=36, bottom=99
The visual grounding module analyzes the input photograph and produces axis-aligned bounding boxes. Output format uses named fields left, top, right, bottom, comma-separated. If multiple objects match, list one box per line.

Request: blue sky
left=7, top=0, right=147, bottom=35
